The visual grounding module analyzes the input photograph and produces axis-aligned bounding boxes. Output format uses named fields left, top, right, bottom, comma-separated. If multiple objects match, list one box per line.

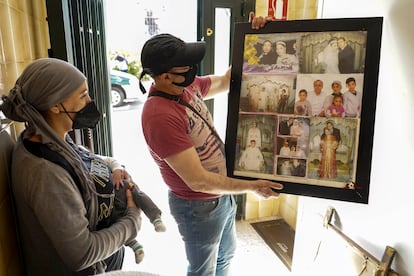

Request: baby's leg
left=125, top=239, right=144, bottom=264
left=114, top=184, right=145, bottom=264
left=127, top=182, right=166, bottom=232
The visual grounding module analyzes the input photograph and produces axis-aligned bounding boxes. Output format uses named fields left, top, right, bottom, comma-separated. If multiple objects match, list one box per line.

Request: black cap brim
left=171, top=41, right=206, bottom=67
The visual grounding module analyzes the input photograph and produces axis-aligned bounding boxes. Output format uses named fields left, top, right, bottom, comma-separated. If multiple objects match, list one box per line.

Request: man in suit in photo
left=279, top=117, right=293, bottom=135
left=337, top=37, right=355, bottom=73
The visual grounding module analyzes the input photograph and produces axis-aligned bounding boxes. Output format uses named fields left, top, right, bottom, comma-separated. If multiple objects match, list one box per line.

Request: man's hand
left=253, top=179, right=283, bottom=199
left=249, top=11, right=273, bottom=30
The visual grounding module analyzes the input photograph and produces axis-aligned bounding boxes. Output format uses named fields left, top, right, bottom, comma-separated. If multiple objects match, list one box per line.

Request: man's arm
left=203, top=12, right=272, bottom=99
left=204, top=67, right=231, bottom=99
left=164, top=147, right=282, bottom=198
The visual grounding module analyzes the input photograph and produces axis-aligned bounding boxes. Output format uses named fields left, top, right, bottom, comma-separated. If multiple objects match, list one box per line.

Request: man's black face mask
left=61, top=101, right=101, bottom=129
left=171, top=65, right=198, bottom=87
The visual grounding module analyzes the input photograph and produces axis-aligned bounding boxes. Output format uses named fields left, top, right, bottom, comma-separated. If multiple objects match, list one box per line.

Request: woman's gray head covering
left=1, top=58, right=86, bottom=138
left=0, top=58, right=99, bottom=229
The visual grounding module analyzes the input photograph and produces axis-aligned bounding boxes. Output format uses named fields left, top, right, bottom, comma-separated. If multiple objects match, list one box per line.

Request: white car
left=110, top=70, right=150, bottom=107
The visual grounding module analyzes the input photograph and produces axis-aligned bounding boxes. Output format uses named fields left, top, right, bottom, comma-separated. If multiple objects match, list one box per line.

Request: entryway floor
left=121, top=218, right=291, bottom=276
left=111, top=102, right=291, bottom=275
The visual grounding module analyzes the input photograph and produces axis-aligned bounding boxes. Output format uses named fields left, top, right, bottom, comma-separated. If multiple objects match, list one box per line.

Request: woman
left=316, top=38, right=340, bottom=74
left=0, top=58, right=141, bottom=275
left=318, top=127, right=339, bottom=179
left=246, top=121, right=262, bottom=149
left=275, top=40, right=299, bottom=72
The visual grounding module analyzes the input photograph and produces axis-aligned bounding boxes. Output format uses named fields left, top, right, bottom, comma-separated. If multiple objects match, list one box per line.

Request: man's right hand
left=253, top=179, right=283, bottom=199
left=249, top=11, right=273, bottom=30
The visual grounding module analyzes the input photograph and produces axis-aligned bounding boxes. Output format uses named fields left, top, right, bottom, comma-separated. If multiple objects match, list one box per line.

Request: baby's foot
left=152, top=217, right=166, bottom=232
left=127, top=240, right=145, bottom=264
left=134, top=246, right=145, bottom=264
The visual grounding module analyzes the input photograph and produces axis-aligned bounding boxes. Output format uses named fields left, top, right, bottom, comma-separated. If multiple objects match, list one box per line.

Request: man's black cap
left=139, top=34, right=205, bottom=94
left=141, top=33, right=205, bottom=77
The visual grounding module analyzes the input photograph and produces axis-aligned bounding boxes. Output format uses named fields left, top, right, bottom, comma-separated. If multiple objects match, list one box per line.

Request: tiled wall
left=0, top=0, right=49, bottom=97
left=0, top=1, right=49, bottom=275
left=255, top=0, right=319, bottom=19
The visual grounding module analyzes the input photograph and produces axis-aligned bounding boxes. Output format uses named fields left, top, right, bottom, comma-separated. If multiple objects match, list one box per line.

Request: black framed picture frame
left=225, top=17, right=383, bottom=204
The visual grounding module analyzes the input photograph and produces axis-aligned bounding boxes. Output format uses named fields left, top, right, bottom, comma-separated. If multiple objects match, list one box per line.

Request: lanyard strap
left=149, top=91, right=224, bottom=144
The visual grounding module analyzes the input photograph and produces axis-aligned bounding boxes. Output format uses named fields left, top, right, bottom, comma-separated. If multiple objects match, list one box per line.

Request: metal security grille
left=46, top=0, right=112, bottom=156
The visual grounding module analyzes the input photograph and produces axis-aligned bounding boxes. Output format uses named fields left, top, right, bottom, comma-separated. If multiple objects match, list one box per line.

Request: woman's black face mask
left=61, top=101, right=101, bottom=129
left=171, top=65, right=198, bottom=87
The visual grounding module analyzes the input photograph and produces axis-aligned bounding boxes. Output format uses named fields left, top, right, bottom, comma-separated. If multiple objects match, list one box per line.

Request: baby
left=109, top=164, right=166, bottom=264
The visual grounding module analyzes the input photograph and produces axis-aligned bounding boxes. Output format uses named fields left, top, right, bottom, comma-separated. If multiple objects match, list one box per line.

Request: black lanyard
left=149, top=91, right=224, bottom=144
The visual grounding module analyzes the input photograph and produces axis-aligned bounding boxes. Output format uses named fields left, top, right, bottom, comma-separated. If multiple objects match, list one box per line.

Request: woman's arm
left=26, top=161, right=141, bottom=271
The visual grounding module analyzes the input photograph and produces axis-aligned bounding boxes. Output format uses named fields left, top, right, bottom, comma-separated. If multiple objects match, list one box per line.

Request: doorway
left=105, top=1, right=290, bottom=274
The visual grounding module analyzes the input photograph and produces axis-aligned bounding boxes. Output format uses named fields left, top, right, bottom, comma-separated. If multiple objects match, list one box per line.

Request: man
left=343, top=77, right=362, bottom=117
left=337, top=37, right=355, bottom=73
left=279, top=117, right=293, bottom=135
left=258, top=40, right=277, bottom=65
left=307, top=79, right=326, bottom=116
left=292, top=159, right=306, bottom=177
left=139, top=33, right=283, bottom=276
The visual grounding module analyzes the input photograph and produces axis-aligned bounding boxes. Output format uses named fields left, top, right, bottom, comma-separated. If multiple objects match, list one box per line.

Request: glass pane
left=213, top=7, right=231, bottom=139
left=106, top=0, right=197, bottom=53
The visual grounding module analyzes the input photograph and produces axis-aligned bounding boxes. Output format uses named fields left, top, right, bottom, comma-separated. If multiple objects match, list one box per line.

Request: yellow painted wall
left=245, top=192, right=280, bottom=220
left=244, top=192, right=298, bottom=230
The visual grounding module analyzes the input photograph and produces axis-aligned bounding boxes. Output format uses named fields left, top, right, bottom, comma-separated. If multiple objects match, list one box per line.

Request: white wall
left=293, top=0, right=414, bottom=275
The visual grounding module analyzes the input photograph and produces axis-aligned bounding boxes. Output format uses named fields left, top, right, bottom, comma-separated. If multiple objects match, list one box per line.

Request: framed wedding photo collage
left=225, top=17, right=383, bottom=203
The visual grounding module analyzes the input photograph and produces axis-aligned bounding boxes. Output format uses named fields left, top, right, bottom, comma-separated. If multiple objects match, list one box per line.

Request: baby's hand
left=112, top=169, right=124, bottom=190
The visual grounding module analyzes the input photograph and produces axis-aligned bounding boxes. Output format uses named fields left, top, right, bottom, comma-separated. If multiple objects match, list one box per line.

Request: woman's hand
left=125, top=188, right=138, bottom=209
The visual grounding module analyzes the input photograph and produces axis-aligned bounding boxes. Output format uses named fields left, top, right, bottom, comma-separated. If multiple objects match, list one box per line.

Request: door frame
left=197, top=0, right=254, bottom=219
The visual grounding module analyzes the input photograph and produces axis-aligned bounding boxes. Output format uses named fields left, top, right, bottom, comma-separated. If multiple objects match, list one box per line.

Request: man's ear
left=160, top=72, right=172, bottom=83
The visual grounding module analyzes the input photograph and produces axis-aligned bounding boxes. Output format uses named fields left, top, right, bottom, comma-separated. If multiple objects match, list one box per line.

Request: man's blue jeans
left=169, top=191, right=237, bottom=276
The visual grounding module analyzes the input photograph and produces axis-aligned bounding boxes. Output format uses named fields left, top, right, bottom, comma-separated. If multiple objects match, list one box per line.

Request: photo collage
left=234, top=31, right=367, bottom=189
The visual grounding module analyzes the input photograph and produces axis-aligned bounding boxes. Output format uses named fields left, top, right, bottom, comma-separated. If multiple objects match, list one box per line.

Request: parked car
left=110, top=69, right=149, bottom=107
